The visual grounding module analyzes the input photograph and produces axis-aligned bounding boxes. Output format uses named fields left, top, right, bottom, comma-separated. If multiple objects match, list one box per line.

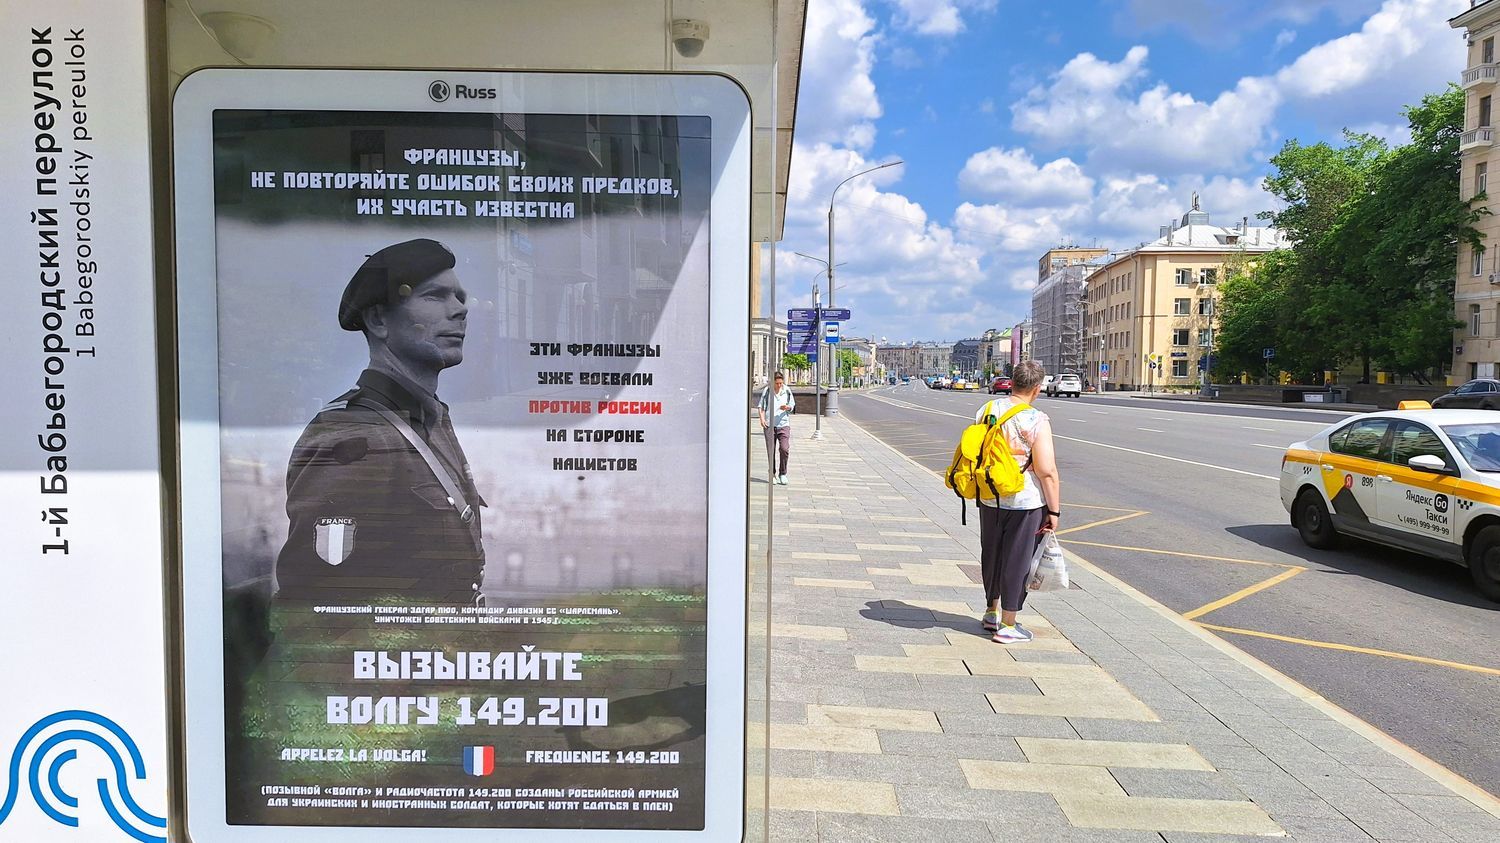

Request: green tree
left=781, top=353, right=811, bottom=379
left=1326, top=87, right=1479, bottom=379
left=1224, top=86, right=1480, bottom=383
left=836, top=349, right=862, bottom=385
left=1260, top=132, right=1387, bottom=380
left=1215, top=250, right=1292, bottom=380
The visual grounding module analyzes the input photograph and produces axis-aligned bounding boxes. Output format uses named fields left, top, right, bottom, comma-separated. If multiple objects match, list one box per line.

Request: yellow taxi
left=1281, top=402, right=1500, bottom=601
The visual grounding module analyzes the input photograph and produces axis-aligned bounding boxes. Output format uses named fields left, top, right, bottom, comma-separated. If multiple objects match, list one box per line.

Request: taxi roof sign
left=1397, top=400, right=1432, bottom=410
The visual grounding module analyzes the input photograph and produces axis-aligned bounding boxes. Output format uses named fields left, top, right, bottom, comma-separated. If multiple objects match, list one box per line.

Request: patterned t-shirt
left=973, top=397, right=1048, bottom=510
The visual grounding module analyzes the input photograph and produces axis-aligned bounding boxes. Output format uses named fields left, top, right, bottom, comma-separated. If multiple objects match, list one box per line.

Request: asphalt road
left=839, top=382, right=1500, bottom=797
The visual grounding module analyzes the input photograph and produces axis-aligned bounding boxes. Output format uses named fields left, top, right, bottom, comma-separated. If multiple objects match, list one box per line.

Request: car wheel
left=1466, top=525, right=1500, bottom=602
left=1294, top=488, right=1339, bottom=550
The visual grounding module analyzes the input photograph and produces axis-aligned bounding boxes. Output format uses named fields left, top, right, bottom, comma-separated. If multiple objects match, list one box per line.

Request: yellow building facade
left=1085, top=205, right=1289, bottom=390
left=1452, top=0, right=1500, bottom=381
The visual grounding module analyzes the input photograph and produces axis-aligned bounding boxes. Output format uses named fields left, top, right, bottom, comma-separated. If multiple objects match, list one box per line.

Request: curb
left=833, top=412, right=1500, bottom=821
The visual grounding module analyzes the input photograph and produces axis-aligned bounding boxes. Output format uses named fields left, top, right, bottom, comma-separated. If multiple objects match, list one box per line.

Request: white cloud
left=1275, top=0, right=1462, bottom=100
left=796, top=0, right=883, bottom=150
left=1089, top=174, right=1278, bottom=242
left=886, top=0, right=997, bottom=37
left=1272, top=29, right=1297, bottom=54
left=1011, top=46, right=1282, bottom=174
left=780, top=143, right=989, bottom=339
left=958, top=147, right=1095, bottom=207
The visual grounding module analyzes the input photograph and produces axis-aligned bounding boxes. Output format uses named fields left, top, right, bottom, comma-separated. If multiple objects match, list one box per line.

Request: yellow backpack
left=944, top=400, right=1032, bottom=524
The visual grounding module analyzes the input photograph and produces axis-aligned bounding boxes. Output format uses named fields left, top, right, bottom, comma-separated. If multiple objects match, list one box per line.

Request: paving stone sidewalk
left=755, top=415, right=1500, bottom=842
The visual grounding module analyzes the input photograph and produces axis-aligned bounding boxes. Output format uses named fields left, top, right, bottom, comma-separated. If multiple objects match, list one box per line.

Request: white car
left=1047, top=374, right=1082, bottom=398
left=1279, top=404, right=1500, bottom=600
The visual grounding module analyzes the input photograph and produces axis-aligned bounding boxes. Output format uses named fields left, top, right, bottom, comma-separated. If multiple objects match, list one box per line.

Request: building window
left=1199, top=267, right=1218, bottom=285
left=1479, top=162, right=1489, bottom=198
left=1471, top=304, right=1483, bottom=337
left=1482, top=95, right=1493, bottom=128
left=1172, top=360, right=1188, bottom=378
left=1472, top=362, right=1481, bottom=381
left=1198, top=298, right=1214, bottom=316
left=1485, top=36, right=1495, bottom=65
left=1174, top=298, right=1190, bottom=316
left=1172, top=329, right=1190, bottom=346
left=1198, top=328, right=1212, bottom=346
left=1175, top=268, right=1192, bottom=286
left=1474, top=247, right=1486, bottom=278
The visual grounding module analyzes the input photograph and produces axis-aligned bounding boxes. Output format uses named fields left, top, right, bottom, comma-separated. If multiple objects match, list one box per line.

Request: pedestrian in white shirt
left=758, top=371, right=795, bottom=485
left=973, top=360, right=1062, bottom=643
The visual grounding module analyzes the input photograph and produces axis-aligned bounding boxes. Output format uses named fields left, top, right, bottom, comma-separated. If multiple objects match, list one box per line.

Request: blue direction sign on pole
left=787, top=308, right=819, bottom=321
left=1263, top=347, right=1276, bottom=359
left=824, top=321, right=841, bottom=343
left=820, top=308, right=851, bottom=321
left=787, top=320, right=816, bottom=332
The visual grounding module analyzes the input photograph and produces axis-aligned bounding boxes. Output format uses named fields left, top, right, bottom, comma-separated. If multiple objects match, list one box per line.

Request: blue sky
left=777, top=0, right=1468, bottom=343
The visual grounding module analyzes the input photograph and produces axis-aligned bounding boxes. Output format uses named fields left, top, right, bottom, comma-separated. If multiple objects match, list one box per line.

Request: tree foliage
left=1216, top=86, right=1480, bottom=382
left=780, top=353, right=810, bottom=372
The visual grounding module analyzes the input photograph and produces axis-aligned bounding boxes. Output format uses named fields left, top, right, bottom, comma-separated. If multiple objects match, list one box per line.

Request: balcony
left=1462, top=127, right=1496, bottom=152
left=1463, top=63, right=1498, bottom=88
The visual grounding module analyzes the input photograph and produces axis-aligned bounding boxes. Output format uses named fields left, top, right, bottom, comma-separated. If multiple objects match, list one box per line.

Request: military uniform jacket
left=274, top=369, right=487, bottom=605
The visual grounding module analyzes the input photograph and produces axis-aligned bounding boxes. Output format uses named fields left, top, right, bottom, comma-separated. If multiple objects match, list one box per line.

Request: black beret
left=338, top=238, right=456, bottom=331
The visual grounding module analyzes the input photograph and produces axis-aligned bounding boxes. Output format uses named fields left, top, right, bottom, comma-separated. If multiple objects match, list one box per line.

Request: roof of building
left=1451, top=0, right=1500, bottom=29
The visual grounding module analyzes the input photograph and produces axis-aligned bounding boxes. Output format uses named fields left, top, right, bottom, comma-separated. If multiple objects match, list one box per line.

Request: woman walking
left=974, top=360, right=1061, bottom=643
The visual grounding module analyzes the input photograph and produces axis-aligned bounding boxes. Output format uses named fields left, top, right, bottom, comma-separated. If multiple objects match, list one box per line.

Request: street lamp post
left=813, top=281, right=822, bottom=438
left=825, top=160, right=902, bottom=417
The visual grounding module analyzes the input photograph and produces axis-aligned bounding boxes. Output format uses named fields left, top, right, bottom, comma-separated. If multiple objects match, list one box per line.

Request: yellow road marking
left=1066, top=503, right=1143, bottom=512
left=1195, top=623, right=1500, bottom=678
left=1182, top=567, right=1305, bottom=620
left=1058, top=540, right=1289, bottom=568
left=1054, top=511, right=1149, bottom=536
left=843, top=408, right=1500, bottom=680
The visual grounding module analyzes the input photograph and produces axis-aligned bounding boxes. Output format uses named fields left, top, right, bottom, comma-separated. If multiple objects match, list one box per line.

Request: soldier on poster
left=273, top=237, right=488, bottom=607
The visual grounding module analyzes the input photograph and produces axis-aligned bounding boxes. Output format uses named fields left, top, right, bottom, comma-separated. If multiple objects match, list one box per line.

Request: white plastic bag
left=1027, top=531, right=1069, bottom=592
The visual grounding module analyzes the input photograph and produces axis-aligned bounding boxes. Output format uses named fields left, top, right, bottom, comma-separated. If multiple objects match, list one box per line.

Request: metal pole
left=813, top=283, right=823, bottom=439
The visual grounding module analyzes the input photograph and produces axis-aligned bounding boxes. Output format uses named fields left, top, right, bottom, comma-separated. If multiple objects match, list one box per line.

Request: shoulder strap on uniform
left=321, top=387, right=360, bottom=412
left=350, top=397, right=473, bottom=522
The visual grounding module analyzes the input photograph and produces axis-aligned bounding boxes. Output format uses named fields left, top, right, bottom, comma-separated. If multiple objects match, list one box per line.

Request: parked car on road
left=1046, top=374, right=1082, bottom=398
left=1280, top=402, right=1500, bottom=600
left=990, top=376, right=1012, bottom=394
left=1431, top=379, right=1500, bottom=410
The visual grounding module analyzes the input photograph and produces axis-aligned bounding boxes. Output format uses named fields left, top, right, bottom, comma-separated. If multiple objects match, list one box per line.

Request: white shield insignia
left=314, top=517, right=356, bottom=565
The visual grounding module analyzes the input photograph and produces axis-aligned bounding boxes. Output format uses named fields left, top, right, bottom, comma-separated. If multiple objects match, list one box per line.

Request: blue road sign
left=1263, top=347, right=1276, bottom=359
left=820, top=308, right=851, bottom=321
left=787, top=320, right=816, bottom=331
left=787, top=308, right=818, bottom=321
left=1100, top=363, right=1110, bottom=377
left=824, top=321, right=840, bottom=343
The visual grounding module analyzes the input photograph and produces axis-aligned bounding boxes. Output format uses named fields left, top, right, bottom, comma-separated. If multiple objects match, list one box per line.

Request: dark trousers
left=765, top=425, right=790, bottom=475
left=979, top=504, right=1046, bottom=612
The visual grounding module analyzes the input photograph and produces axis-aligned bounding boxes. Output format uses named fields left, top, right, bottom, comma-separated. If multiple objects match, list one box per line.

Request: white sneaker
left=778, top=475, right=788, bottom=485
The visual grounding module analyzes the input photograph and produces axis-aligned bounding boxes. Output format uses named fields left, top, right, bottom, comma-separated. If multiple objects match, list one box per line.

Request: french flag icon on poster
left=463, top=745, right=495, bottom=776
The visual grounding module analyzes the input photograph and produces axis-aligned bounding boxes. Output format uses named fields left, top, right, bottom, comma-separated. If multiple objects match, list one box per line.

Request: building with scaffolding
left=1029, top=247, right=1107, bottom=377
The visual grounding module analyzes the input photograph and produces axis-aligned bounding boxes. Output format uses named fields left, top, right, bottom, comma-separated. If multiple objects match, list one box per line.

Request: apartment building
left=952, top=338, right=983, bottom=376
left=1452, top=0, right=1500, bottom=380
left=877, top=344, right=921, bottom=378
left=980, top=328, right=1012, bottom=376
left=917, top=342, right=954, bottom=377
left=1085, top=201, right=1290, bottom=389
